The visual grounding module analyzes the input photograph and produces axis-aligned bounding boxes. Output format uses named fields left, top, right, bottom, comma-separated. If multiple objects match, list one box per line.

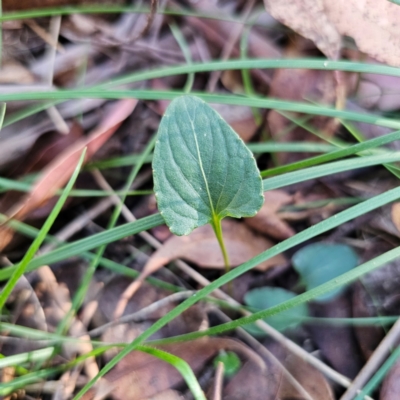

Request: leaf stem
left=212, top=216, right=230, bottom=273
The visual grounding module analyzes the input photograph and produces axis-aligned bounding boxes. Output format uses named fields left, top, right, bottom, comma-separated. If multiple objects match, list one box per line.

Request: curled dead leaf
left=264, top=0, right=400, bottom=67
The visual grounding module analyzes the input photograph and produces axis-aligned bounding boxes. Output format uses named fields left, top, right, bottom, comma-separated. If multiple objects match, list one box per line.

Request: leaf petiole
left=211, top=215, right=230, bottom=274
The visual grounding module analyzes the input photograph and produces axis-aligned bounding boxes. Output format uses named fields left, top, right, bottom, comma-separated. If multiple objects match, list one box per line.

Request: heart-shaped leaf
left=244, top=287, right=309, bottom=335
left=153, top=95, right=264, bottom=236
left=292, top=243, right=358, bottom=302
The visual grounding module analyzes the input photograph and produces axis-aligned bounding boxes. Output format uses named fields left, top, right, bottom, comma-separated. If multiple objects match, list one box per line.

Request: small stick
left=211, top=361, right=224, bottom=400
left=340, top=318, right=400, bottom=400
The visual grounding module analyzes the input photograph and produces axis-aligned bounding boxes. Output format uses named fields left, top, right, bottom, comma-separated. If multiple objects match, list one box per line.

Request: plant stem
left=212, top=216, right=230, bottom=273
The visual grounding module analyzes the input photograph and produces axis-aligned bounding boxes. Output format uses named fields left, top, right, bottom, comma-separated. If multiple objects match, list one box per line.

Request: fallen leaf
left=0, top=99, right=137, bottom=250
left=145, top=219, right=284, bottom=273
left=268, top=342, right=334, bottom=400
left=264, top=0, right=400, bottom=66
left=244, top=190, right=295, bottom=240
left=0, top=59, right=35, bottom=84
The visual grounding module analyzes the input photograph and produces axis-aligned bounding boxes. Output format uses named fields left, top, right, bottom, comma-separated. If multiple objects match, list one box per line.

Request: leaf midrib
left=186, top=103, right=217, bottom=221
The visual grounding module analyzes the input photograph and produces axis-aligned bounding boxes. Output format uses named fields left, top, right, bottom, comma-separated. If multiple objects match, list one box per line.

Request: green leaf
left=292, top=243, right=359, bottom=302
left=213, top=351, right=241, bottom=377
left=243, top=287, right=308, bottom=335
left=153, top=95, right=264, bottom=236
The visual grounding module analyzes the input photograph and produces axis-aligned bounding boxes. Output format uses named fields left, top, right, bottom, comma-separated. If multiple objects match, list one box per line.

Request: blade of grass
left=263, top=151, right=400, bottom=191
left=0, top=5, right=246, bottom=23
left=354, top=345, right=400, bottom=400
left=343, top=120, right=400, bottom=180
left=74, top=184, right=400, bottom=399
left=6, top=58, right=400, bottom=128
left=0, top=347, right=55, bottom=369
left=137, top=345, right=206, bottom=400
left=0, top=177, right=151, bottom=196
left=102, top=59, right=400, bottom=87
left=2, top=90, right=400, bottom=130
left=169, top=22, right=194, bottom=93
left=260, top=128, right=400, bottom=177
left=0, top=148, right=86, bottom=311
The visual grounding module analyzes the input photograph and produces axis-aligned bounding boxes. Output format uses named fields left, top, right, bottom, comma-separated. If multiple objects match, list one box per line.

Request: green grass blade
left=0, top=213, right=165, bottom=281
left=262, top=151, right=400, bottom=191
left=138, top=346, right=206, bottom=400
left=169, top=22, right=194, bottom=93
left=1, top=90, right=399, bottom=129
left=0, top=347, right=55, bottom=369
left=6, top=58, right=400, bottom=128
left=102, top=59, right=400, bottom=88
left=260, top=129, right=400, bottom=178
left=0, top=149, right=86, bottom=310
left=0, top=102, right=6, bottom=129
left=0, top=5, right=244, bottom=23
left=74, top=184, right=400, bottom=399
left=248, top=142, right=337, bottom=153
left=354, top=345, right=400, bottom=400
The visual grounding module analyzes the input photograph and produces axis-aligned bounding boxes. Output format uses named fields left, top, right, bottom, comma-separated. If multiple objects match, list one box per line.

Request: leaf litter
left=2, top=0, right=400, bottom=398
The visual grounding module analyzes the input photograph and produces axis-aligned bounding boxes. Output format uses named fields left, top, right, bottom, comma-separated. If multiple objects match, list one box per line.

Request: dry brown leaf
left=276, top=348, right=335, bottom=400
left=264, top=0, right=400, bottom=66
left=145, top=219, right=285, bottom=271
left=0, top=60, right=35, bottom=84
left=223, top=355, right=278, bottom=400
left=0, top=99, right=137, bottom=250
left=244, top=190, right=295, bottom=240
